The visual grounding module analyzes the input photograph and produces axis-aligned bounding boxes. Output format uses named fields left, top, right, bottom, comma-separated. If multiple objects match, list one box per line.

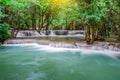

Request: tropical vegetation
left=0, top=0, right=120, bottom=44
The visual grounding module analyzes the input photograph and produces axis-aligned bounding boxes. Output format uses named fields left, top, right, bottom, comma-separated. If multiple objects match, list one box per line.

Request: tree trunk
left=85, top=25, right=94, bottom=44
left=38, top=11, right=44, bottom=32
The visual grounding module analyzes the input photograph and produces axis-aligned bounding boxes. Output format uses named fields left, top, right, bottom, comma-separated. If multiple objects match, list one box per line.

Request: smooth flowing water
left=0, top=45, right=120, bottom=80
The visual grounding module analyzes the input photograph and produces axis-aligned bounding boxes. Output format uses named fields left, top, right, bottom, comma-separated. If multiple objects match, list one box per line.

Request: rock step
left=3, top=39, right=120, bottom=52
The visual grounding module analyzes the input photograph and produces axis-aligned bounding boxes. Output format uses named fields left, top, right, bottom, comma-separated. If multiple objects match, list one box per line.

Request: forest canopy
left=0, top=0, right=120, bottom=44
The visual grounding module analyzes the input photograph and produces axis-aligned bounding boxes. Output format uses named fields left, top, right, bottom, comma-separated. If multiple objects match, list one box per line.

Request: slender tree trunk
left=85, top=25, right=95, bottom=44
left=85, top=26, right=91, bottom=44
left=38, top=10, right=44, bottom=32
left=65, top=13, right=68, bottom=30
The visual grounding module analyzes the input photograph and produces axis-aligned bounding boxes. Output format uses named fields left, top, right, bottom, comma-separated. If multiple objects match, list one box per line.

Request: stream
left=0, top=45, right=120, bottom=80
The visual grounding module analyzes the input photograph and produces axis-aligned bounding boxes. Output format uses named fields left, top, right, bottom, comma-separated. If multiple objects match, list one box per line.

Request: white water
left=2, top=43, right=120, bottom=58
left=16, top=30, right=85, bottom=37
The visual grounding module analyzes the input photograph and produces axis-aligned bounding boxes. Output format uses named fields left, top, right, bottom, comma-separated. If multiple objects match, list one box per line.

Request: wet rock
left=109, top=45, right=114, bottom=51
left=41, top=30, right=51, bottom=35
left=114, top=47, right=120, bottom=51
left=49, top=42, right=76, bottom=48
left=54, top=30, right=68, bottom=35
left=103, top=45, right=109, bottom=50
left=37, top=40, right=50, bottom=45
left=68, top=31, right=85, bottom=35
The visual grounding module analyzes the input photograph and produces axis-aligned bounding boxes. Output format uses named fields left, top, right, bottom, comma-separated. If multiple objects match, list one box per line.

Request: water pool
left=0, top=45, right=120, bottom=80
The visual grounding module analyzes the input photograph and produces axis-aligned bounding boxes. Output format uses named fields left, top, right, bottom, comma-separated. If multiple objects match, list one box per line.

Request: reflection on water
left=0, top=46, right=120, bottom=80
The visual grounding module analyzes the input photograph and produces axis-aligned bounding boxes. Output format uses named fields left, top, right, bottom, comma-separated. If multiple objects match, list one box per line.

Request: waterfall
left=15, top=30, right=85, bottom=38
left=16, top=30, right=41, bottom=37
left=3, top=39, right=120, bottom=52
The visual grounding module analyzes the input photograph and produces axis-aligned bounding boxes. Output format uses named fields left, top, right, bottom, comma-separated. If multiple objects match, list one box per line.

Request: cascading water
left=16, top=30, right=85, bottom=37
left=16, top=30, right=41, bottom=37
left=3, top=39, right=120, bottom=58
left=1, top=30, right=120, bottom=80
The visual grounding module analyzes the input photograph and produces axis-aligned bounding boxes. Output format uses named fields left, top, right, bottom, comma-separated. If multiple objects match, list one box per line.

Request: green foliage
left=0, top=0, right=119, bottom=43
left=0, top=10, right=2, bottom=17
left=0, top=5, right=3, bottom=18
left=0, top=23, right=11, bottom=43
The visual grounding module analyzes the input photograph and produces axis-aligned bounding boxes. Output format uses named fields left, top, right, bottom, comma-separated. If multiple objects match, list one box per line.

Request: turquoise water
left=0, top=46, right=120, bottom=80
